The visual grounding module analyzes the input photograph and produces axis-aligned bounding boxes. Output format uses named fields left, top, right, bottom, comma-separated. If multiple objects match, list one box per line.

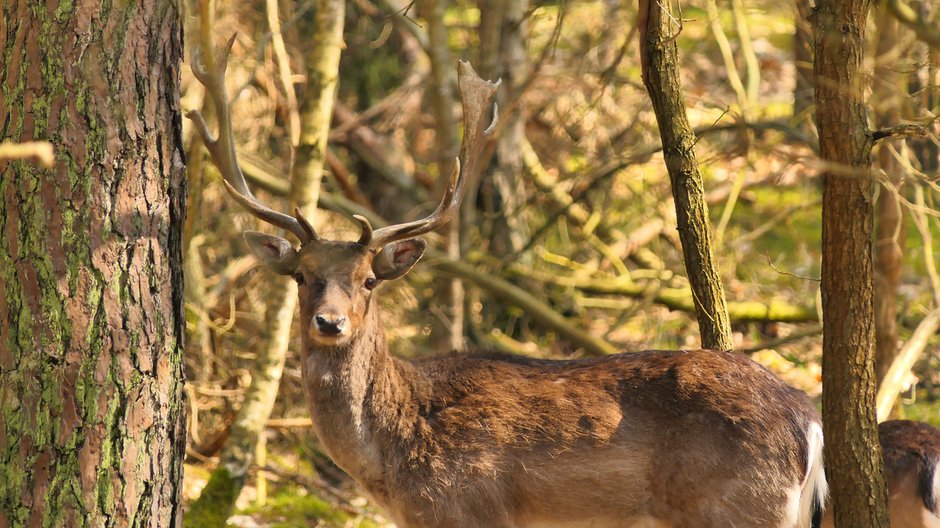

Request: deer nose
left=314, top=314, right=346, bottom=336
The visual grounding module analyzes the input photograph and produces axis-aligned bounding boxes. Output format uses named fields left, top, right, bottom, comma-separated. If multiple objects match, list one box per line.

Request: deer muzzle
left=314, top=313, right=347, bottom=337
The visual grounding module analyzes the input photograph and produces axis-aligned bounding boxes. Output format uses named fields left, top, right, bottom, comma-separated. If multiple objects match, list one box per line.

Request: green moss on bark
left=0, top=1, right=187, bottom=526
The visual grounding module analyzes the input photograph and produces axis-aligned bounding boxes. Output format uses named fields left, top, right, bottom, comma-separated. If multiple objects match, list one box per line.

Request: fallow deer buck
left=822, top=420, right=940, bottom=528
left=188, top=36, right=827, bottom=528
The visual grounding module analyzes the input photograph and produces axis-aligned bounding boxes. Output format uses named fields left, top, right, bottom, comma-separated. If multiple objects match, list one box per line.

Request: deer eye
left=364, top=277, right=379, bottom=290
left=292, top=272, right=305, bottom=285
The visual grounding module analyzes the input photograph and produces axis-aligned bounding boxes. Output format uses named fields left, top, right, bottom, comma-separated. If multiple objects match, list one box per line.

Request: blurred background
left=178, top=0, right=940, bottom=525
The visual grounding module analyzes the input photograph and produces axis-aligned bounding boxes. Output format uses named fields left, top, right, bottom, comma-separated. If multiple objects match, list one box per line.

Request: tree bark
left=814, top=0, right=890, bottom=525
left=0, top=1, right=186, bottom=526
left=637, top=0, right=735, bottom=351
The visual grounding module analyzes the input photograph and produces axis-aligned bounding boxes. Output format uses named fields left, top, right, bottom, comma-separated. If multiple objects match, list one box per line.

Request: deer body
left=293, top=251, right=824, bottom=527
left=303, top=326, right=822, bottom=527
left=187, top=43, right=827, bottom=528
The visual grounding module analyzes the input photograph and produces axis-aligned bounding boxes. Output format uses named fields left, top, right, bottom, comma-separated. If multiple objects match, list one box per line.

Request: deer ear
left=373, top=239, right=426, bottom=280
left=244, top=231, right=299, bottom=275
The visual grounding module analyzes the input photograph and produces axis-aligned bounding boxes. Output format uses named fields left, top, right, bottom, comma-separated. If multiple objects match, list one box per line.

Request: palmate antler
left=358, top=62, right=500, bottom=250
left=187, top=35, right=500, bottom=249
left=186, top=35, right=318, bottom=244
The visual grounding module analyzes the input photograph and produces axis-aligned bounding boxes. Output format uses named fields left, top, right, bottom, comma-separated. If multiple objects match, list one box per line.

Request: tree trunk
left=793, top=0, right=814, bottom=123
left=420, top=0, right=465, bottom=351
left=814, top=0, right=890, bottom=525
left=477, top=0, right=529, bottom=258
left=0, top=1, right=186, bottom=526
left=872, top=13, right=905, bottom=386
left=637, top=0, right=735, bottom=351
left=187, top=0, right=344, bottom=524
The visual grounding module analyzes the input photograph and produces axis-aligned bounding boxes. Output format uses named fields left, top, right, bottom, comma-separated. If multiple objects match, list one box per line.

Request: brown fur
left=822, top=420, right=940, bottom=528
left=268, top=242, right=819, bottom=528
left=268, top=241, right=825, bottom=528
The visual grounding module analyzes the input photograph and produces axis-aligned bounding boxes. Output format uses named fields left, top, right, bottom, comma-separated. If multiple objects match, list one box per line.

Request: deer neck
left=300, top=306, right=417, bottom=484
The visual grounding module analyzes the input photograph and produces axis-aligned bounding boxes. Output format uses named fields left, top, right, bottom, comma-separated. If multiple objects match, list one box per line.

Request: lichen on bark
left=0, top=1, right=187, bottom=526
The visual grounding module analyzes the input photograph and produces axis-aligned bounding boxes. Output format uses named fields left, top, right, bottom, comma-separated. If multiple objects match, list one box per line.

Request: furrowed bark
left=637, top=0, right=734, bottom=351
left=814, top=0, right=890, bottom=525
left=0, top=1, right=187, bottom=526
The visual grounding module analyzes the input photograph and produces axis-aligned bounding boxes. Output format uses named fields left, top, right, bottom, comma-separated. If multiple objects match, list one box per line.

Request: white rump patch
left=796, top=422, right=827, bottom=528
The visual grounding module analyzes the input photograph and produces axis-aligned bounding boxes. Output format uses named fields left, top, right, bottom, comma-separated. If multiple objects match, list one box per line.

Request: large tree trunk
left=814, top=0, right=890, bottom=525
left=637, top=0, right=734, bottom=351
left=0, top=1, right=186, bottom=526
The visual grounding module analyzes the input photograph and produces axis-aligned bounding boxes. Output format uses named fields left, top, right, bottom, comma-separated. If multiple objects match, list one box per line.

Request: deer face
left=244, top=231, right=426, bottom=347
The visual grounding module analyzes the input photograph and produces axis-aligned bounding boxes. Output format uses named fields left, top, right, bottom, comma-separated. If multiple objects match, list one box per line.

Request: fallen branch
left=555, top=274, right=819, bottom=323
left=876, top=309, right=940, bottom=421
left=433, top=258, right=619, bottom=357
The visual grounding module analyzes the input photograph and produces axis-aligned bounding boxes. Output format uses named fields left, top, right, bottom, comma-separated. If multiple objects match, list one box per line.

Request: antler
left=186, top=34, right=318, bottom=244
left=357, top=61, right=500, bottom=249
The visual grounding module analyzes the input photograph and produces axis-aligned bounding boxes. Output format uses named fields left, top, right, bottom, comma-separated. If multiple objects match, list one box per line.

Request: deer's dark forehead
left=298, top=241, right=372, bottom=276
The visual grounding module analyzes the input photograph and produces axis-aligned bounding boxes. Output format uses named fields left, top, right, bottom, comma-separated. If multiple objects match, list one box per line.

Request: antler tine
left=352, top=215, right=374, bottom=246
left=369, top=62, right=500, bottom=249
left=294, top=207, right=320, bottom=242
left=186, top=34, right=313, bottom=244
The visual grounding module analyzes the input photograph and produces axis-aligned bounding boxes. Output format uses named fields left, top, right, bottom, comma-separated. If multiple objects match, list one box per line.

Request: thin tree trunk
left=873, top=153, right=905, bottom=386
left=0, top=1, right=186, bottom=526
left=637, top=0, right=735, bottom=351
left=814, top=0, right=890, bottom=525
left=793, top=0, right=814, bottom=123
left=187, top=0, right=344, bottom=524
left=477, top=0, right=529, bottom=257
left=873, top=13, right=905, bottom=386
left=420, top=0, right=464, bottom=351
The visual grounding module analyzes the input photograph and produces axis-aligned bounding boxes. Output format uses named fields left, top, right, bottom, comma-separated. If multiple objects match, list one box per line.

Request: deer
left=822, top=420, right=940, bottom=528
left=187, top=36, right=828, bottom=528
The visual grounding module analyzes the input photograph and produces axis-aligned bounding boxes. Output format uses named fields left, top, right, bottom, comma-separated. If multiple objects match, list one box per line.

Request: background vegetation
left=176, top=0, right=940, bottom=525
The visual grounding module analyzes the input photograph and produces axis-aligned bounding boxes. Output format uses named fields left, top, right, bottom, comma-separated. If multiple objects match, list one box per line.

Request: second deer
left=188, top=37, right=828, bottom=528
left=822, top=419, right=940, bottom=528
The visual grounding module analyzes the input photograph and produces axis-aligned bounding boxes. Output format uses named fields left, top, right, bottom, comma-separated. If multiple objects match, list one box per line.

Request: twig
left=265, top=0, right=301, bottom=146
left=766, top=254, right=821, bottom=281
left=0, top=141, right=54, bottom=167
left=737, top=325, right=823, bottom=355
left=872, top=121, right=939, bottom=143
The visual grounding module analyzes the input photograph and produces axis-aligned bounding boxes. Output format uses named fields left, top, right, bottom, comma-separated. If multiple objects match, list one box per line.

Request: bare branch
left=872, top=122, right=939, bottom=143
left=886, top=0, right=940, bottom=50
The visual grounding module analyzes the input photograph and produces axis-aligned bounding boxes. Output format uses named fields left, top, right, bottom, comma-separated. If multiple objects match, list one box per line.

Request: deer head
left=186, top=35, right=499, bottom=349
